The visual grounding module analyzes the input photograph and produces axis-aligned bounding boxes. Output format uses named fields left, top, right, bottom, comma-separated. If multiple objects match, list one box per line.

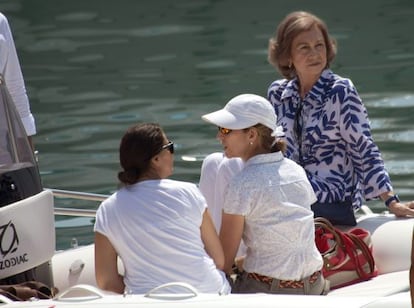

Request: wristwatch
left=385, top=194, right=400, bottom=207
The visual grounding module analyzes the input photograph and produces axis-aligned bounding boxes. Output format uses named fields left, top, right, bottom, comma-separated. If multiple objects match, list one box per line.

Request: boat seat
left=355, top=214, right=413, bottom=274
left=0, top=190, right=55, bottom=279
left=328, top=215, right=413, bottom=298
left=327, top=270, right=409, bottom=297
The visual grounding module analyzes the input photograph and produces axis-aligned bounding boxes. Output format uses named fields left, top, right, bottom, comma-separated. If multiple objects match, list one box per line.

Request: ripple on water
left=195, top=59, right=236, bottom=69
left=129, top=25, right=204, bottom=37
left=56, top=12, right=99, bottom=22
left=363, top=93, right=414, bottom=108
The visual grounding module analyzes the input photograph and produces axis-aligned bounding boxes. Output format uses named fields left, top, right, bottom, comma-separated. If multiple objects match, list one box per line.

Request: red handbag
left=314, top=217, right=378, bottom=289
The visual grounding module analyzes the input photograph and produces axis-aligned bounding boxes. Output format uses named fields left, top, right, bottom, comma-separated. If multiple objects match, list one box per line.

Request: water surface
left=3, top=0, right=414, bottom=248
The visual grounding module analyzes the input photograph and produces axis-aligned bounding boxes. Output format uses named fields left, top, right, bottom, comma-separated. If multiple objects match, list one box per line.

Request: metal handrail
left=46, top=188, right=109, bottom=217
left=46, top=188, right=109, bottom=202
left=54, top=208, right=97, bottom=217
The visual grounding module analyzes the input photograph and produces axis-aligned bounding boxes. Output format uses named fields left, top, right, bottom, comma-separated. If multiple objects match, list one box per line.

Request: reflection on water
left=3, top=0, right=414, bottom=248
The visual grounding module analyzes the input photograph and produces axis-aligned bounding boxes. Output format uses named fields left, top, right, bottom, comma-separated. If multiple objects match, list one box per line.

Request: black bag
left=311, top=200, right=356, bottom=226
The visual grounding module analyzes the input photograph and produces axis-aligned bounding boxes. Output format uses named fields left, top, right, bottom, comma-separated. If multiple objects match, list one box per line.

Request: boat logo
left=0, top=220, right=19, bottom=258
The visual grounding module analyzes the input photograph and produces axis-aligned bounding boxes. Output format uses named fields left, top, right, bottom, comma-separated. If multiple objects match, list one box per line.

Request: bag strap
left=314, top=217, right=376, bottom=279
left=345, top=232, right=376, bottom=278
left=314, top=217, right=345, bottom=248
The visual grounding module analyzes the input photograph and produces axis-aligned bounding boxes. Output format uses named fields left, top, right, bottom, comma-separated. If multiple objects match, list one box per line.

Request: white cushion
left=0, top=190, right=55, bottom=278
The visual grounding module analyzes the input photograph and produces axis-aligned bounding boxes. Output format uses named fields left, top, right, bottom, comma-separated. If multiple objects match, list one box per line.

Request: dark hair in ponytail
left=118, top=123, right=164, bottom=185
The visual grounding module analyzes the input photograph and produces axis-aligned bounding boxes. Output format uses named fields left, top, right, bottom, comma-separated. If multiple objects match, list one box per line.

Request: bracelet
left=385, top=194, right=400, bottom=207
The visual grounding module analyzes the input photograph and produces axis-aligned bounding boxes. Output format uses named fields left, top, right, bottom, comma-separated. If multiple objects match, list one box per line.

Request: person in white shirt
left=0, top=12, right=36, bottom=149
left=201, top=94, right=328, bottom=295
left=200, top=153, right=244, bottom=233
left=94, top=122, right=230, bottom=295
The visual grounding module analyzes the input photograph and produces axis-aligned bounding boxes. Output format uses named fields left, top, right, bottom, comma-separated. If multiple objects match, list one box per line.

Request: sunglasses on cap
left=218, top=127, right=232, bottom=135
left=161, top=141, right=174, bottom=154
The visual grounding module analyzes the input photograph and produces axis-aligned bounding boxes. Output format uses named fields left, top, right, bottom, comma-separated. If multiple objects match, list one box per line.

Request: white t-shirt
left=199, top=153, right=247, bottom=257
left=94, top=179, right=230, bottom=294
left=199, top=152, right=244, bottom=232
left=223, top=152, right=323, bottom=280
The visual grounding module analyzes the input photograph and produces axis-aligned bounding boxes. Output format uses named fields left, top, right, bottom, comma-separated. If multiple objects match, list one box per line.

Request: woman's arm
left=200, top=210, right=225, bottom=270
left=219, top=212, right=244, bottom=274
left=379, top=192, right=414, bottom=217
left=1, top=13, right=36, bottom=137
left=410, top=228, right=414, bottom=306
left=94, top=232, right=125, bottom=294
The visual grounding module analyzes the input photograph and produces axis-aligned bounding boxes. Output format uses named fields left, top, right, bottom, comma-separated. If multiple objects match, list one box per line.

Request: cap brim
left=202, top=109, right=255, bottom=129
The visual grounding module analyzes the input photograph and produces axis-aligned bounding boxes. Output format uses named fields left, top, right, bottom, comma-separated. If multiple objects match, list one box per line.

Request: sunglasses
left=218, top=127, right=233, bottom=135
left=161, top=141, right=174, bottom=154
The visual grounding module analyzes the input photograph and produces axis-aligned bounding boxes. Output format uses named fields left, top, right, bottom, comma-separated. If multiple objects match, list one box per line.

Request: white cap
left=202, top=94, right=284, bottom=137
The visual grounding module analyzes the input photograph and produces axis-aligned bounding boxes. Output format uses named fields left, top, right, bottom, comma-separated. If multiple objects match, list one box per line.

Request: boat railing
left=48, top=188, right=108, bottom=202
left=46, top=188, right=378, bottom=219
left=45, top=188, right=109, bottom=218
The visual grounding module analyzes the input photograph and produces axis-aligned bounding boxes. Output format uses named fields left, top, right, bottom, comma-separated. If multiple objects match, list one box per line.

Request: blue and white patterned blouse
left=267, top=69, right=392, bottom=209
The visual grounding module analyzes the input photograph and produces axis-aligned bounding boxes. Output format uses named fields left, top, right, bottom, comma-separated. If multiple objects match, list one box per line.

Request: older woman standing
left=267, top=11, right=414, bottom=225
left=202, top=94, right=328, bottom=295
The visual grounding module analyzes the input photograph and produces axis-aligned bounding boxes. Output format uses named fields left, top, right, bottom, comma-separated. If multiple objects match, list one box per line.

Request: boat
left=0, top=188, right=412, bottom=307
left=0, top=80, right=413, bottom=307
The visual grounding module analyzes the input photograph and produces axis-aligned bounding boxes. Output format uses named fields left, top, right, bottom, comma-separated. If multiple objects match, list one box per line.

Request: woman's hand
left=388, top=201, right=414, bottom=217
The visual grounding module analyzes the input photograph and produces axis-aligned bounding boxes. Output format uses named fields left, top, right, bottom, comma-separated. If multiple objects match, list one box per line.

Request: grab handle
left=144, top=282, right=198, bottom=300
left=56, top=284, right=105, bottom=301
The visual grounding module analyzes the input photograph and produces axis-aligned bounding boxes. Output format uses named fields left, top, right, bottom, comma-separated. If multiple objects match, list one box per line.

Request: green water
left=3, top=0, right=414, bottom=249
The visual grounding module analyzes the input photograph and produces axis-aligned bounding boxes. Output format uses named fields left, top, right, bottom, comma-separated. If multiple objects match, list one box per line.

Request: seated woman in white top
left=202, top=94, right=328, bottom=295
left=199, top=153, right=244, bottom=233
left=94, top=122, right=230, bottom=294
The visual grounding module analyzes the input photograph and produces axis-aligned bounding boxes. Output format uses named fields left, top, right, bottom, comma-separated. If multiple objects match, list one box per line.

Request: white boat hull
left=2, top=286, right=411, bottom=307
left=0, top=192, right=412, bottom=307
left=32, top=211, right=411, bottom=308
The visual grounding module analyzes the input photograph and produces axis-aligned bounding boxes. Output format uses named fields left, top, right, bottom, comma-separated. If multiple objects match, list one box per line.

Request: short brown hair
left=268, top=11, right=337, bottom=79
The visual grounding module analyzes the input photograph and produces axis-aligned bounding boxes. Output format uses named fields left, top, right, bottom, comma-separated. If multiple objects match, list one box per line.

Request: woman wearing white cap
left=202, top=93, right=328, bottom=295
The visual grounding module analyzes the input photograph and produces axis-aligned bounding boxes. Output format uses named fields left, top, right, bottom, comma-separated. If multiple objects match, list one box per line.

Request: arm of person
left=336, top=83, right=414, bottom=218
left=94, top=232, right=125, bottom=294
left=200, top=209, right=225, bottom=270
left=1, top=13, right=36, bottom=137
left=379, top=192, right=414, bottom=217
left=410, top=227, right=414, bottom=307
left=219, top=212, right=244, bottom=274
